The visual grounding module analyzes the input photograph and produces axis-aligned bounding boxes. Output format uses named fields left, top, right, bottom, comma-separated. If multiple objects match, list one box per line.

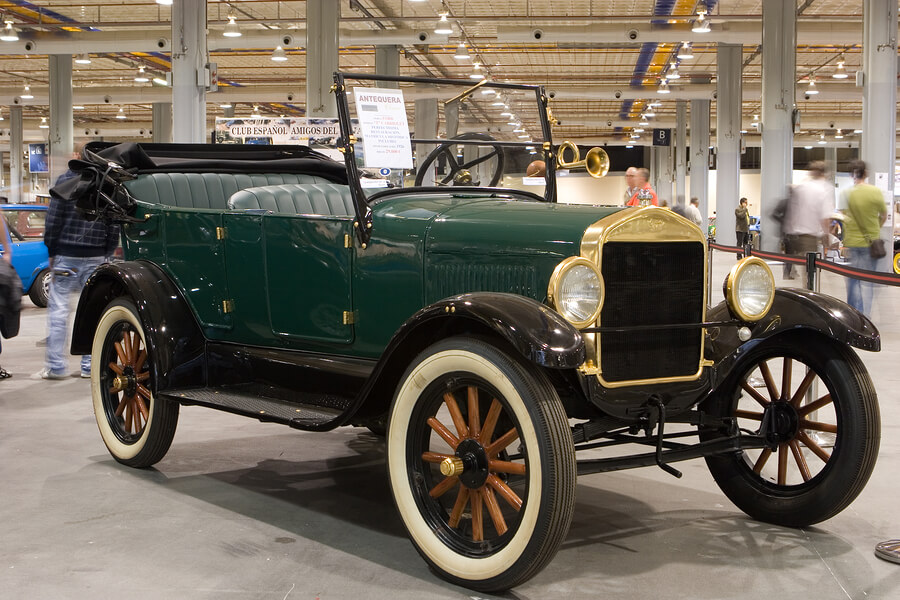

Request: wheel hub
left=452, top=439, right=490, bottom=489
left=112, top=366, right=138, bottom=397
left=765, top=401, right=799, bottom=444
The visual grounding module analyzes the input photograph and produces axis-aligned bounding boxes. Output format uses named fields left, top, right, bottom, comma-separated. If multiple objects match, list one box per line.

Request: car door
left=262, top=213, right=355, bottom=345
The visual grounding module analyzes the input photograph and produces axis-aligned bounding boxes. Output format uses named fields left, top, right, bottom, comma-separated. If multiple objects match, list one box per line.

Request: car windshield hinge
left=216, top=226, right=226, bottom=240
left=342, top=310, right=357, bottom=325
left=344, top=233, right=353, bottom=248
left=222, top=299, right=235, bottom=313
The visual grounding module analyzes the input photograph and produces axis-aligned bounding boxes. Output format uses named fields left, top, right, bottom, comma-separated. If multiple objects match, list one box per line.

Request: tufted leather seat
left=124, top=172, right=334, bottom=210
left=227, top=183, right=356, bottom=216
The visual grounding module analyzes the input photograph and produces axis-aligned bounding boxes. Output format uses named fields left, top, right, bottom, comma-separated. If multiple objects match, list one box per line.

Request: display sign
left=353, top=87, right=413, bottom=169
left=28, top=143, right=49, bottom=173
left=214, top=117, right=348, bottom=161
left=652, top=128, right=671, bottom=146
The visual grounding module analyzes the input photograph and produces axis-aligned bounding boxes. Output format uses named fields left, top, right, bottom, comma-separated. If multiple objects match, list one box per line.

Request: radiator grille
left=599, top=241, right=705, bottom=382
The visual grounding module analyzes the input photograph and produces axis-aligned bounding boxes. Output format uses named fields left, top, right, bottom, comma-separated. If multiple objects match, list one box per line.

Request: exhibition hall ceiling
left=0, top=0, right=889, bottom=144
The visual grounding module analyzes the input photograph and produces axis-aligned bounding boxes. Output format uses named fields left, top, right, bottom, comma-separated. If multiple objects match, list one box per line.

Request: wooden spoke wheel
left=703, top=333, right=879, bottom=527
left=91, top=299, right=178, bottom=468
left=388, top=338, right=575, bottom=592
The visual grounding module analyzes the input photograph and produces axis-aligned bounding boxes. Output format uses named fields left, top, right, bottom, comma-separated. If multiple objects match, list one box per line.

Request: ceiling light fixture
left=251, top=105, right=261, bottom=117
left=39, top=117, right=49, bottom=129
left=20, top=83, right=33, bottom=99
left=223, top=15, right=241, bottom=38
left=818, top=133, right=826, bottom=145
left=0, top=109, right=4, bottom=121
left=469, top=61, right=484, bottom=80
left=134, top=66, right=150, bottom=82
left=156, top=0, right=173, bottom=5
left=806, top=77, right=819, bottom=95
left=657, top=79, right=671, bottom=94
left=454, top=43, right=471, bottom=60
left=220, top=102, right=233, bottom=109
left=692, top=11, right=711, bottom=33
left=434, top=12, right=453, bottom=35
left=853, top=128, right=863, bottom=133
left=666, top=63, right=681, bottom=80
left=677, top=42, right=694, bottom=59
left=832, top=56, right=848, bottom=79
left=72, top=105, right=85, bottom=110
left=1, top=20, right=19, bottom=42
left=75, top=53, right=91, bottom=65
left=270, top=46, right=288, bottom=62
left=152, top=76, right=168, bottom=86
left=834, top=129, right=844, bottom=139
left=116, top=107, right=127, bottom=120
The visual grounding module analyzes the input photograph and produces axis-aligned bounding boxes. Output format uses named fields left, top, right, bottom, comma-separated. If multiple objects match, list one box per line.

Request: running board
left=160, top=387, right=343, bottom=430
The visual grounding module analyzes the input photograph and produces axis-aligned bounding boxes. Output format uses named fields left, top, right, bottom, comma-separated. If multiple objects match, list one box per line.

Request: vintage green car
left=69, top=73, right=880, bottom=592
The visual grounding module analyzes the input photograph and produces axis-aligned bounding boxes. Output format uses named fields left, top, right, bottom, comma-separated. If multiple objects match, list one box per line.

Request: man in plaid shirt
left=40, top=167, right=120, bottom=379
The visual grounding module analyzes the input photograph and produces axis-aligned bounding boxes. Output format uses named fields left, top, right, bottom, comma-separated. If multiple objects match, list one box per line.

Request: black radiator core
left=599, top=241, right=705, bottom=382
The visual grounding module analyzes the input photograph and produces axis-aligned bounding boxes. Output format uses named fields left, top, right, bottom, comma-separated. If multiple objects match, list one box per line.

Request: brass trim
left=344, top=233, right=352, bottom=248
left=216, top=226, right=226, bottom=240
left=578, top=206, right=709, bottom=389
left=342, top=310, right=357, bottom=325
left=440, top=457, right=465, bottom=477
left=547, top=256, right=604, bottom=329
left=222, top=299, right=234, bottom=313
left=444, top=79, right=488, bottom=106
left=724, top=256, right=775, bottom=322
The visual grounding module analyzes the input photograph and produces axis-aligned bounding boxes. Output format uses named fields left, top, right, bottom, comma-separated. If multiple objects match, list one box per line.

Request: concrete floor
left=1, top=251, right=898, bottom=600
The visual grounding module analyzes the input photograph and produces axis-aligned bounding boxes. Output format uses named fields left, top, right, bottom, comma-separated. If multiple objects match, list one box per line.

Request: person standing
left=626, top=168, right=658, bottom=207
left=782, top=161, right=833, bottom=280
left=685, top=197, right=702, bottom=227
left=841, top=160, right=887, bottom=316
left=40, top=160, right=120, bottom=379
left=0, top=217, right=13, bottom=379
left=623, top=166, right=638, bottom=205
left=734, top=197, right=751, bottom=258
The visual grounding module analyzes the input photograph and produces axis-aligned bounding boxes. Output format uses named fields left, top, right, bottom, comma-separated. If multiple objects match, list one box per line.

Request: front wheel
left=91, top=298, right=178, bottom=468
left=703, top=333, right=879, bottom=527
left=28, top=268, right=50, bottom=307
left=387, top=338, right=576, bottom=592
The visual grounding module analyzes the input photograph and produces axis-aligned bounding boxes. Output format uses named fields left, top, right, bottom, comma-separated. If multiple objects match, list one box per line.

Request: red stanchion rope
left=708, top=241, right=900, bottom=287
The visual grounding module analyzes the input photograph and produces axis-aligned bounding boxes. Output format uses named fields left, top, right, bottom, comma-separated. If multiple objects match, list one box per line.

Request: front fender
left=72, top=260, right=207, bottom=393
left=705, top=288, right=879, bottom=388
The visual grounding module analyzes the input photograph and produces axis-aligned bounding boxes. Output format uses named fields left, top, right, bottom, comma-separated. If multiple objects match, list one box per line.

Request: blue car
left=1, top=204, right=50, bottom=307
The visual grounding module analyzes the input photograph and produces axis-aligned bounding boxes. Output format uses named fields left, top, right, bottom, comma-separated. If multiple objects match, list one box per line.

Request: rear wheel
left=91, top=298, right=178, bottom=468
left=387, top=338, right=576, bottom=592
left=28, top=268, right=50, bottom=307
left=703, top=334, right=879, bottom=526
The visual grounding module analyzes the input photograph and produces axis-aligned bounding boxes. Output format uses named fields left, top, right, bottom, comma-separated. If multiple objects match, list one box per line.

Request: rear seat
left=227, top=183, right=355, bottom=216
left=124, top=173, right=334, bottom=209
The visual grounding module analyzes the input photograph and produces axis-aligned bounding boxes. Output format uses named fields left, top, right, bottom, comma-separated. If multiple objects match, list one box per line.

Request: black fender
left=343, top=292, right=584, bottom=423
left=71, top=260, right=207, bottom=393
left=705, top=287, right=879, bottom=389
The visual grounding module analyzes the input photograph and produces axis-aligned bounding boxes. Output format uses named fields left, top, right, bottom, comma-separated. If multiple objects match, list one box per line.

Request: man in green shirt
left=840, top=160, right=887, bottom=316
left=734, top=197, right=750, bottom=259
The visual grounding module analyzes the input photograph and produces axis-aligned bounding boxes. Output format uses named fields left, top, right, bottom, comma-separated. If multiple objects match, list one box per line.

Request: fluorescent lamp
left=152, top=76, right=168, bottom=86
left=223, top=16, right=241, bottom=38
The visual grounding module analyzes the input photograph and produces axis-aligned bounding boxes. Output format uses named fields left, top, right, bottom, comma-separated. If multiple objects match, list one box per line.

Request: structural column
left=9, top=106, right=23, bottom=204
left=675, top=100, right=687, bottom=206
left=306, top=0, right=339, bottom=118
left=716, top=43, right=742, bottom=247
left=152, top=103, right=172, bottom=143
left=171, top=0, right=207, bottom=143
left=375, top=45, right=400, bottom=88
left=759, top=0, right=796, bottom=251
left=48, top=55, right=73, bottom=183
left=414, top=99, right=438, bottom=186
left=690, top=100, right=710, bottom=234
left=861, top=0, right=897, bottom=271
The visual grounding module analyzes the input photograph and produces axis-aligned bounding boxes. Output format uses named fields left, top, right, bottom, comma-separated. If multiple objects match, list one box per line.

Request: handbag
left=846, top=194, right=886, bottom=259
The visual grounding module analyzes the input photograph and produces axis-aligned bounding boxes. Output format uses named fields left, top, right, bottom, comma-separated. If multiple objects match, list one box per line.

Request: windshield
left=335, top=73, right=551, bottom=194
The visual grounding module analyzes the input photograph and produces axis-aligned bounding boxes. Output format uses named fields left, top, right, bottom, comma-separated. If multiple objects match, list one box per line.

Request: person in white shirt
left=685, top=197, right=702, bottom=227
left=782, top=161, right=834, bottom=279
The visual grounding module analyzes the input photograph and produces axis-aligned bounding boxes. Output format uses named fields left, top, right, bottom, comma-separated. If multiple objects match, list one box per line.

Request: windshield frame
left=332, top=72, right=556, bottom=245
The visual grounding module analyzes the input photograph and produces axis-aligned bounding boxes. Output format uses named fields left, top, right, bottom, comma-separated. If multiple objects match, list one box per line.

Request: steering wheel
left=414, top=132, right=506, bottom=187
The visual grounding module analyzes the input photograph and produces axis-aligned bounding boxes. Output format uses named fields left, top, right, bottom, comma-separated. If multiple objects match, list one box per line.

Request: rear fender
left=72, top=260, right=207, bottom=392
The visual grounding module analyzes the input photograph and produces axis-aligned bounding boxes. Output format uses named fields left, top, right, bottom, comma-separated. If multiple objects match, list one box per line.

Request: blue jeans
left=46, top=255, right=107, bottom=373
left=846, top=246, right=878, bottom=316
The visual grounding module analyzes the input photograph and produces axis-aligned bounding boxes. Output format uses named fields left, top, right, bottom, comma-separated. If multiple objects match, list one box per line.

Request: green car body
left=68, top=73, right=882, bottom=592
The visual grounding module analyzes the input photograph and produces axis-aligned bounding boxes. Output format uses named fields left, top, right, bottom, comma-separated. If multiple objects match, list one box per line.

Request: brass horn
left=556, top=141, right=610, bottom=178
